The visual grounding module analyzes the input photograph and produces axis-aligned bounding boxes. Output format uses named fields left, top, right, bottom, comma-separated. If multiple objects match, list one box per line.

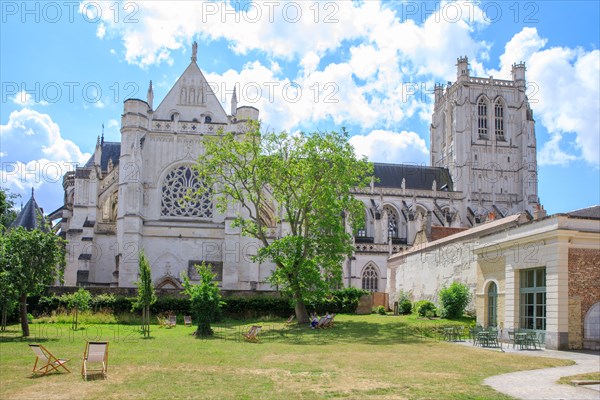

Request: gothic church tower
left=430, top=57, right=539, bottom=224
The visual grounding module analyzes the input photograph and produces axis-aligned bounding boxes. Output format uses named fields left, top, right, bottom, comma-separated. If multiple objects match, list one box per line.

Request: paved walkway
left=459, top=341, right=600, bottom=399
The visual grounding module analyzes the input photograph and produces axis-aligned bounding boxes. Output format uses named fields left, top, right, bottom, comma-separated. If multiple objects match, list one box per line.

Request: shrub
left=150, top=297, right=191, bottom=316
left=64, top=288, right=92, bottom=312
left=307, top=288, right=368, bottom=314
left=414, top=300, right=437, bottom=318
left=398, top=299, right=412, bottom=314
left=438, top=282, right=471, bottom=319
left=91, top=294, right=117, bottom=312
left=62, top=288, right=92, bottom=330
left=376, top=305, right=386, bottom=315
left=182, top=263, right=224, bottom=337
left=223, top=297, right=292, bottom=318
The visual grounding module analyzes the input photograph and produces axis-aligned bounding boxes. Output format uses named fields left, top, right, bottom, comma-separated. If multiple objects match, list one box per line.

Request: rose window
left=161, top=165, right=212, bottom=218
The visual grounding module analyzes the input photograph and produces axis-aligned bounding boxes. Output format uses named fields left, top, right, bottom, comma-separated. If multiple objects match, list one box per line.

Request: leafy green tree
left=0, top=269, right=18, bottom=331
left=0, top=188, right=19, bottom=230
left=132, top=250, right=156, bottom=338
left=64, top=288, right=91, bottom=330
left=1, top=227, right=66, bottom=336
left=438, top=282, right=472, bottom=319
left=181, top=263, right=223, bottom=337
left=195, top=123, right=372, bottom=323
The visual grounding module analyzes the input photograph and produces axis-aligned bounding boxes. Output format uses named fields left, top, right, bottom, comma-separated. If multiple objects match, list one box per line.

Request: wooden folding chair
left=81, top=341, right=109, bottom=380
left=318, top=316, right=335, bottom=329
left=243, top=325, right=262, bottom=343
left=29, top=344, right=70, bottom=375
left=323, top=314, right=336, bottom=328
left=168, top=315, right=177, bottom=328
left=184, top=316, right=192, bottom=327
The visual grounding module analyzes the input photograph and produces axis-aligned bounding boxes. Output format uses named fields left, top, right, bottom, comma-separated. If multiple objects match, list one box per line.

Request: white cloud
left=96, top=23, right=106, bottom=39
left=0, top=109, right=91, bottom=195
left=538, top=133, right=579, bottom=166
left=107, top=119, right=119, bottom=128
left=12, top=90, right=49, bottom=107
left=91, top=1, right=489, bottom=77
left=1, top=159, right=76, bottom=191
left=491, top=27, right=548, bottom=77
left=491, top=28, right=600, bottom=166
left=90, top=0, right=494, bottom=133
left=94, top=99, right=106, bottom=109
left=349, top=130, right=429, bottom=164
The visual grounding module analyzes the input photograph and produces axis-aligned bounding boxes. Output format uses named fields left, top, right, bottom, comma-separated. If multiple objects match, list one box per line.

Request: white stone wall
left=387, top=237, right=479, bottom=308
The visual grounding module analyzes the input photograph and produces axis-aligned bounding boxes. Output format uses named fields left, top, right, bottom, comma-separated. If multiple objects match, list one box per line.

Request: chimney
left=533, top=204, right=547, bottom=220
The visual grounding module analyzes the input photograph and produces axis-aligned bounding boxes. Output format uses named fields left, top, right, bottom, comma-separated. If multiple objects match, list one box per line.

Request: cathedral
left=53, top=45, right=540, bottom=292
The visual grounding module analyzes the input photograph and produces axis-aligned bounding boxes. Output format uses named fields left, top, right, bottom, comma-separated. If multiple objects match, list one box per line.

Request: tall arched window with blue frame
left=487, top=281, right=498, bottom=327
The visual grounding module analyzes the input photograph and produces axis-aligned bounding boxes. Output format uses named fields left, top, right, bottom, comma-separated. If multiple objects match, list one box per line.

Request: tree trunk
left=294, top=297, right=309, bottom=324
left=1, top=306, right=7, bottom=331
left=141, top=307, right=146, bottom=337
left=19, top=294, right=29, bottom=337
left=72, top=306, right=78, bottom=330
left=196, top=317, right=213, bottom=337
left=144, top=306, right=150, bottom=337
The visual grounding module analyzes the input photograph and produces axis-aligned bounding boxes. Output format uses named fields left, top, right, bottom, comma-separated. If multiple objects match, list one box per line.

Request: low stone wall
left=356, top=294, right=372, bottom=314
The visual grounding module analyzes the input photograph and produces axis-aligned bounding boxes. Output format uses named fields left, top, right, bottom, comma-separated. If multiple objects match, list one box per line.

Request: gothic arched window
left=361, top=264, right=379, bottom=292
left=487, top=281, right=498, bottom=327
left=384, top=206, right=399, bottom=239
left=161, top=165, right=212, bottom=218
left=495, top=99, right=505, bottom=141
left=478, top=98, right=488, bottom=139
left=101, top=191, right=118, bottom=222
left=259, top=199, right=276, bottom=228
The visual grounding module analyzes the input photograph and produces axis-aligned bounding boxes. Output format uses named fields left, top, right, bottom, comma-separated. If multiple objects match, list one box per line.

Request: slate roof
left=565, top=205, right=600, bottom=220
left=10, top=190, right=47, bottom=231
left=373, top=163, right=453, bottom=191
left=84, top=141, right=121, bottom=171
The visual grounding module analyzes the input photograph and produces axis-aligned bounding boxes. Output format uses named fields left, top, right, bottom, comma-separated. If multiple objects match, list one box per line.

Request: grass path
left=0, top=314, right=571, bottom=399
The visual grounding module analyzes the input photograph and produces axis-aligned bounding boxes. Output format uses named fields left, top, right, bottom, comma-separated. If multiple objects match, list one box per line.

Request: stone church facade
left=53, top=49, right=540, bottom=292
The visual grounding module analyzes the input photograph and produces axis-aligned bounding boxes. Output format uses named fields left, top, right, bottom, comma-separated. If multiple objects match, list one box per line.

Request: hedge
left=28, top=288, right=367, bottom=320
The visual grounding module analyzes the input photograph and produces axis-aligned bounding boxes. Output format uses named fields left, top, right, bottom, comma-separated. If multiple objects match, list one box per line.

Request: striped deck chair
left=315, top=316, right=328, bottom=329
left=243, top=325, right=262, bottom=343
left=323, top=314, right=336, bottom=328
left=168, top=315, right=177, bottom=328
left=81, top=341, right=109, bottom=380
left=29, top=344, right=70, bottom=376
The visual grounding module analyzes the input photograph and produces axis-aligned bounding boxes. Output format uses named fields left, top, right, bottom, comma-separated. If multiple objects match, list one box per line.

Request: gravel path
left=480, top=345, right=600, bottom=399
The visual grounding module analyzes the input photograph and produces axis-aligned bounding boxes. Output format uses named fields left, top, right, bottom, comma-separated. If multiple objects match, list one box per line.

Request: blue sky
left=1, top=1, right=599, bottom=215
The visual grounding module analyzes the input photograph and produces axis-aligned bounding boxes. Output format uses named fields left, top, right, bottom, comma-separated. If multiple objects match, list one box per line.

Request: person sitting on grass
left=310, top=312, right=319, bottom=329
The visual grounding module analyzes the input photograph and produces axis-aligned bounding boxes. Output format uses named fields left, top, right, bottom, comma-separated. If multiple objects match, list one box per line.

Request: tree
left=181, top=263, right=223, bottom=337
left=438, top=281, right=472, bottom=319
left=0, top=188, right=19, bottom=230
left=0, top=269, right=18, bottom=331
left=132, top=250, right=156, bottom=338
left=64, top=288, right=91, bottom=330
left=1, top=227, right=66, bottom=336
left=195, top=123, right=372, bottom=323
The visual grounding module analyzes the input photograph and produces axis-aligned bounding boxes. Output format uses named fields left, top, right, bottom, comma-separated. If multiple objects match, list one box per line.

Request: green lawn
left=0, top=314, right=571, bottom=399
